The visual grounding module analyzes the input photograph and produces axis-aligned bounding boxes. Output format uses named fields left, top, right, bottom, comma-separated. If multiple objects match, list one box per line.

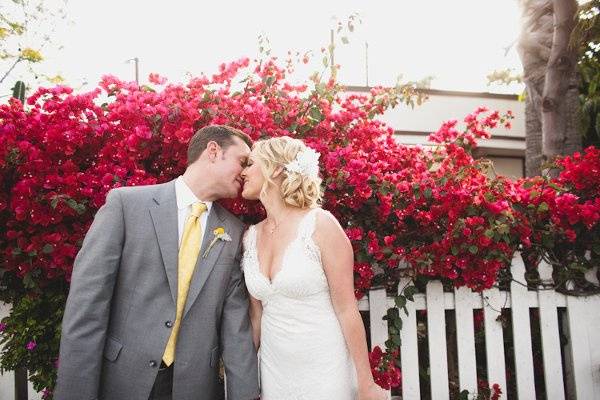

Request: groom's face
left=212, top=136, right=251, bottom=198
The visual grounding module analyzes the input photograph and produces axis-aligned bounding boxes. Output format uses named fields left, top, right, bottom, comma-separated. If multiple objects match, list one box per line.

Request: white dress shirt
left=175, top=176, right=213, bottom=247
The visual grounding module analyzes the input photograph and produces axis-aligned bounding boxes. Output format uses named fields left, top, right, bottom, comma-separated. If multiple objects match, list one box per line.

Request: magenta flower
left=0, top=323, right=6, bottom=332
left=42, top=388, right=52, bottom=399
left=26, top=340, right=37, bottom=351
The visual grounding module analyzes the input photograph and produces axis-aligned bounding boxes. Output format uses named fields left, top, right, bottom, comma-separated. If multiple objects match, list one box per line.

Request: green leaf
left=66, top=199, right=86, bottom=215
left=395, top=295, right=407, bottom=309
left=451, top=246, right=459, bottom=256
left=341, top=36, right=349, bottom=44
left=42, top=244, right=54, bottom=254
left=468, top=245, right=478, bottom=254
left=308, top=106, right=323, bottom=122
left=22, top=273, right=35, bottom=289
left=287, top=123, right=298, bottom=133
left=496, top=224, right=510, bottom=235
left=484, top=229, right=495, bottom=238
left=547, top=182, right=562, bottom=191
left=394, top=318, right=403, bottom=331
left=537, top=202, right=549, bottom=213
left=542, top=234, right=554, bottom=248
left=403, top=285, right=417, bottom=301
left=589, top=78, right=598, bottom=97
left=522, top=180, right=535, bottom=189
left=390, top=334, right=401, bottom=346
left=423, top=187, right=432, bottom=199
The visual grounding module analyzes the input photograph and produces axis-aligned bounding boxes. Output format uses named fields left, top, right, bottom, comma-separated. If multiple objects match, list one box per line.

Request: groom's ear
left=271, top=166, right=284, bottom=179
left=205, top=140, right=221, bottom=162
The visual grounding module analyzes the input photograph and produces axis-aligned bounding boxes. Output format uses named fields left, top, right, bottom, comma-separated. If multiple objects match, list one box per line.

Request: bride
left=240, top=136, right=387, bottom=400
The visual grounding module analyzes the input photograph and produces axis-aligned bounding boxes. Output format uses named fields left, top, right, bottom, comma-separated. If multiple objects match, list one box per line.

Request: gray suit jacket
left=55, top=180, right=259, bottom=400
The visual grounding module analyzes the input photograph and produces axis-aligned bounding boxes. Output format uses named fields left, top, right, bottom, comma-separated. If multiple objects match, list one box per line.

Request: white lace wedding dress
left=242, top=208, right=358, bottom=400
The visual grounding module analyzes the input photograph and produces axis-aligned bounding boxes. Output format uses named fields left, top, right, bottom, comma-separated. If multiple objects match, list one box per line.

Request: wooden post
left=14, top=368, right=27, bottom=400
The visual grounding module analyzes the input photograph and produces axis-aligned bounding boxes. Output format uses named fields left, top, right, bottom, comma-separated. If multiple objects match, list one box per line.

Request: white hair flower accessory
left=284, top=147, right=320, bottom=179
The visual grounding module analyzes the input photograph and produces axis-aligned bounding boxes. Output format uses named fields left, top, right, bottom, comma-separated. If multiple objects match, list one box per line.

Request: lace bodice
left=242, top=208, right=329, bottom=302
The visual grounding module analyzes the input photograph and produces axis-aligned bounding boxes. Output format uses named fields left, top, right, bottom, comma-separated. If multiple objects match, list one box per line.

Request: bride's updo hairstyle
left=252, top=136, right=323, bottom=209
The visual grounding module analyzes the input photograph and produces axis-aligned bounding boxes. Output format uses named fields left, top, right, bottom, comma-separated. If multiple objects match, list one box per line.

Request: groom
left=55, top=125, right=259, bottom=400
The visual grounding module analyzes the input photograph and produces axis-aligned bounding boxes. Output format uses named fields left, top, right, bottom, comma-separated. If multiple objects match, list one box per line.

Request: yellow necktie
left=163, top=201, right=207, bottom=366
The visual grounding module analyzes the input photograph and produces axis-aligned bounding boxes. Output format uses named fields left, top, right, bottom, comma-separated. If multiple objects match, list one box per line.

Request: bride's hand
left=358, top=382, right=387, bottom=400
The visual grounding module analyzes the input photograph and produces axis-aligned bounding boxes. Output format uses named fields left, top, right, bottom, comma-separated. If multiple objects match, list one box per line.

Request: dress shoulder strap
left=242, top=224, right=257, bottom=250
left=298, top=208, right=322, bottom=240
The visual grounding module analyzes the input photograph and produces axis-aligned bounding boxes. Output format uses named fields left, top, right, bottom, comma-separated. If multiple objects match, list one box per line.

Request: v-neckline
left=253, top=210, right=314, bottom=285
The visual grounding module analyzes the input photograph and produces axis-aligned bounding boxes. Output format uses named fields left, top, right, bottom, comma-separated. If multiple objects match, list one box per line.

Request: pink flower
left=345, top=227, right=363, bottom=241
left=26, top=340, right=37, bottom=351
left=148, top=73, right=167, bottom=85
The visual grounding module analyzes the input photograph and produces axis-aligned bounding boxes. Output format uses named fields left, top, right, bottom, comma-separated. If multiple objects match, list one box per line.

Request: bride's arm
left=249, top=295, right=262, bottom=350
left=314, top=212, right=385, bottom=400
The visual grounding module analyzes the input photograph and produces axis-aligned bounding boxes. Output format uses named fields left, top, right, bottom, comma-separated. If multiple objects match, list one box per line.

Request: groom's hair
left=187, top=125, right=252, bottom=166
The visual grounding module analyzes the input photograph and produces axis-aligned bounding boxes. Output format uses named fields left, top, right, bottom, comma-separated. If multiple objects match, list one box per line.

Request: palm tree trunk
left=525, top=78, right=544, bottom=176
left=541, top=0, right=581, bottom=165
left=518, top=0, right=582, bottom=176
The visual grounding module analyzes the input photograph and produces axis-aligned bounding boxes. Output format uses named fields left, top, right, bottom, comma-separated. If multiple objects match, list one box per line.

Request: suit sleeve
left=54, top=189, right=124, bottom=400
left=220, top=234, right=260, bottom=400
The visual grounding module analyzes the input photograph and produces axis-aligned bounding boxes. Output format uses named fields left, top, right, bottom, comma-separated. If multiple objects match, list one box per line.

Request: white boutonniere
left=202, top=227, right=232, bottom=258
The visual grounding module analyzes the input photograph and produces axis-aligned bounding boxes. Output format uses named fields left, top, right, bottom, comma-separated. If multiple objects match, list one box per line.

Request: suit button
left=165, top=321, right=173, bottom=328
left=149, top=360, right=157, bottom=368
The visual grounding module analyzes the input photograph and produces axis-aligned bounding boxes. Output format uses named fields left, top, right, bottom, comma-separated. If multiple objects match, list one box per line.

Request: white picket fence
left=358, top=253, right=600, bottom=399
left=1, top=253, right=599, bottom=399
left=0, top=303, right=41, bottom=400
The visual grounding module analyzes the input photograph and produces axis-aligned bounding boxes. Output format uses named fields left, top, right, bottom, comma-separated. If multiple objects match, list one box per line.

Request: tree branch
left=0, top=57, right=23, bottom=85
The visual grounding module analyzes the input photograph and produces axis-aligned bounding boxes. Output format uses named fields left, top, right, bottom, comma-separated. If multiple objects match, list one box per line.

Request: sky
left=1, top=0, right=526, bottom=96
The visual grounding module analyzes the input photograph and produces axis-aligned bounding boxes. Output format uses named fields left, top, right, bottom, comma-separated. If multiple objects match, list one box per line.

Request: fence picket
left=566, top=294, right=596, bottom=400
left=483, top=287, right=507, bottom=399
left=368, top=288, right=392, bottom=399
left=1, top=302, right=16, bottom=400
left=399, top=278, right=421, bottom=399
left=426, top=281, right=449, bottom=400
left=510, top=254, right=537, bottom=399
left=3, top=255, right=599, bottom=399
left=454, top=286, right=478, bottom=395
left=537, top=261, right=566, bottom=400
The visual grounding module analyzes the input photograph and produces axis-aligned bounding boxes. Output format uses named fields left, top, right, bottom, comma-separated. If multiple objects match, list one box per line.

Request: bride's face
left=240, top=155, right=265, bottom=200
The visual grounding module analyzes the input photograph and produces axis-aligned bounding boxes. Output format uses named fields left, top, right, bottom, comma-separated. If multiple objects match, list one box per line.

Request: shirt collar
left=175, top=176, right=213, bottom=213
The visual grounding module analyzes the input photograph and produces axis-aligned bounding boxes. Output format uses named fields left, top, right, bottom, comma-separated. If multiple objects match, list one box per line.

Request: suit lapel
left=183, top=203, right=227, bottom=318
left=149, top=180, right=179, bottom=305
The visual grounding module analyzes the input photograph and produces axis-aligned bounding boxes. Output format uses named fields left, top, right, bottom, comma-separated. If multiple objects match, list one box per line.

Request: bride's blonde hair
left=252, top=136, right=323, bottom=209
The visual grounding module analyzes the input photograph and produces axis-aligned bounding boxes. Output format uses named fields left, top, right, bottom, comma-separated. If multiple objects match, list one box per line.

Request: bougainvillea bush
left=1, top=57, right=599, bottom=397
